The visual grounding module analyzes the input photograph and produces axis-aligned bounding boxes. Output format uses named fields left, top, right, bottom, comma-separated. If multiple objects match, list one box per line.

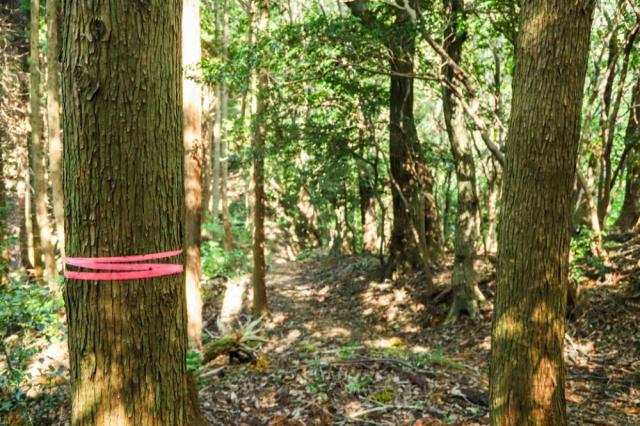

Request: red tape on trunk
left=64, top=250, right=183, bottom=281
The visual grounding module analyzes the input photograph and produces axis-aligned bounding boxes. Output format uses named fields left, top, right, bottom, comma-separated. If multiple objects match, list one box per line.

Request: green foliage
left=201, top=217, right=252, bottom=278
left=346, top=374, right=371, bottom=395
left=0, top=279, right=65, bottom=423
left=570, top=228, right=608, bottom=283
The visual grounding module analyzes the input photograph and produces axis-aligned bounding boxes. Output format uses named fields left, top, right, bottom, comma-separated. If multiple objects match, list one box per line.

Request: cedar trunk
left=490, top=1, right=595, bottom=424
left=61, top=1, right=193, bottom=424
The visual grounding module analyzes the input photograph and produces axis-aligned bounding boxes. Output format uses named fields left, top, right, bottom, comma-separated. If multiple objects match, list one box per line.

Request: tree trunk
left=201, top=86, right=214, bottom=222
left=211, top=83, right=222, bottom=218
left=220, top=0, right=234, bottom=251
left=30, top=0, right=57, bottom=291
left=441, top=0, right=484, bottom=321
left=183, top=0, right=204, bottom=348
left=484, top=160, right=499, bottom=253
left=490, top=1, right=595, bottom=424
left=386, top=2, right=434, bottom=282
left=61, top=1, right=201, bottom=424
left=251, top=0, right=269, bottom=316
left=46, top=0, right=64, bottom=258
left=615, top=79, right=640, bottom=231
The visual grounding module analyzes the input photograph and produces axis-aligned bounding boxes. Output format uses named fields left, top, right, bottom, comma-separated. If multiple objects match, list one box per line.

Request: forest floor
left=198, top=235, right=640, bottom=426
left=11, top=235, right=640, bottom=425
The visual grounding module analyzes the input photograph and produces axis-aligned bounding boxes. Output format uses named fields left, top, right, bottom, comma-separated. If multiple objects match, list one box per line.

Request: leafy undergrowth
left=198, top=238, right=640, bottom=426
left=3, top=236, right=640, bottom=425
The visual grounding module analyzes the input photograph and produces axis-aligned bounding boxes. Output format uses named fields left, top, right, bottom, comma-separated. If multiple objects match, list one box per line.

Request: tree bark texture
left=490, top=1, right=595, bottom=425
left=61, top=1, right=195, bottom=424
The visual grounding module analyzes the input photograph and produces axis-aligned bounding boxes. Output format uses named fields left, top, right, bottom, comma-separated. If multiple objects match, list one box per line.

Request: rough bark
left=490, top=1, right=595, bottom=425
left=183, top=0, right=204, bottom=348
left=615, top=79, right=640, bottom=230
left=252, top=0, right=269, bottom=316
left=46, top=0, right=64, bottom=258
left=61, top=1, right=202, bottom=424
left=441, top=0, right=484, bottom=321
left=30, top=0, right=57, bottom=290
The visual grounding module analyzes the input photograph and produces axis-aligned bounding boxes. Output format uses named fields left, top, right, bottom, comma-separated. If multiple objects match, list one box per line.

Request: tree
left=183, top=0, right=204, bottom=347
left=615, top=78, right=640, bottom=231
left=46, top=0, right=64, bottom=258
left=252, top=0, right=269, bottom=316
left=440, top=0, right=484, bottom=321
left=30, top=0, right=57, bottom=291
left=347, top=0, right=437, bottom=281
left=490, top=1, right=596, bottom=424
left=61, top=1, right=202, bottom=423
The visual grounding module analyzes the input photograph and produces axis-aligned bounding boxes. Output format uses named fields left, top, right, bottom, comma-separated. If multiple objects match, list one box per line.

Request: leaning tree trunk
left=61, top=1, right=205, bottom=424
left=615, top=79, right=640, bottom=231
left=490, top=1, right=595, bottom=425
left=251, top=0, right=269, bottom=316
left=386, top=3, right=434, bottom=283
left=46, top=0, right=64, bottom=258
left=30, top=0, right=58, bottom=291
left=441, top=0, right=484, bottom=321
left=183, top=0, right=204, bottom=348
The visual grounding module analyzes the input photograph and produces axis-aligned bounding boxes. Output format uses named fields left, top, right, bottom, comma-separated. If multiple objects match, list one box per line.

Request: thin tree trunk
left=615, top=79, right=640, bottom=230
left=490, top=1, right=595, bottom=424
left=183, top=0, right=204, bottom=348
left=386, top=2, right=434, bottom=281
left=61, top=0, right=208, bottom=424
left=30, top=0, right=57, bottom=290
left=46, top=0, right=64, bottom=258
left=252, top=0, right=269, bottom=316
left=211, top=83, right=222, bottom=218
left=220, top=0, right=234, bottom=251
left=201, top=86, right=215, bottom=218
left=441, top=0, right=484, bottom=322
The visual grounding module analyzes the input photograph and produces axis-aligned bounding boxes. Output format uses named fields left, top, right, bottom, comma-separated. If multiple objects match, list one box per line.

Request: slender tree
left=183, top=0, right=204, bottom=347
left=30, top=0, right=57, bottom=291
left=347, top=0, right=437, bottom=281
left=252, top=0, right=269, bottom=315
left=490, top=1, right=595, bottom=424
left=220, top=0, right=234, bottom=251
left=47, top=0, right=64, bottom=257
left=615, top=78, right=640, bottom=231
left=61, top=1, right=205, bottom=423
left=441, top=0, right=484, bottom=321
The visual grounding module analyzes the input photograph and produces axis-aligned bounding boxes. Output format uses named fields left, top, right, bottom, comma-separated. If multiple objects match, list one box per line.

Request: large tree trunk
left=46, top=0, right=64, bottom=258
left=30, top=0, right=57, bottom=291
left=490, top=1, right=595, bottom=424
left=183, top=0, right=204, bottom=348
left=251, top=0, right=269, bottom=316
left=61, top=1, right=202, bottom=424
left=615, top=79, right=640, bottom=231
left=386, top=2, right=434, bottom=283
left=441, top=0, right=484, bottom=321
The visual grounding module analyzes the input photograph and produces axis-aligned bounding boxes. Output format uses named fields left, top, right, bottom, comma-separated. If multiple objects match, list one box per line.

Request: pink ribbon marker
left=64, top=250, right=183, bottom=281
